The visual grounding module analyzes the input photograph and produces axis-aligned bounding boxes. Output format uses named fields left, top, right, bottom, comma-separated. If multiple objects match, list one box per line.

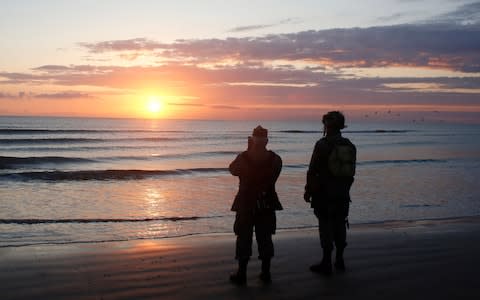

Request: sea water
left=1, top=116, right=479, bottom=247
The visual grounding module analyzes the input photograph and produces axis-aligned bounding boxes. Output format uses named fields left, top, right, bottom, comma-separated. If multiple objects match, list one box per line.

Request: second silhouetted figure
left=304, top=111, right=356, bottom=275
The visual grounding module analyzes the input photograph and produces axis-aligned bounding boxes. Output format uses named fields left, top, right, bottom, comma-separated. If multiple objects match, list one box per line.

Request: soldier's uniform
left=305, top=111, right=356, bottom=275
left=229, top=125, right=282, bottom=284
left=306, top=133, right=355, bottom=252
left=230, top=150, right=282, bottom=260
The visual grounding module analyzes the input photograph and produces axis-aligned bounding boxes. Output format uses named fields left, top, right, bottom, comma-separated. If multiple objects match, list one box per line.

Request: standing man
left=229, top=125, right=283, bottom=285
left=304, top=111, right=356, bottom=275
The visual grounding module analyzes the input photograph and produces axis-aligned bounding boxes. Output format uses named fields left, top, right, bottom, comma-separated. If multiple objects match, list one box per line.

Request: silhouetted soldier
left=304, top=111, right=356, bottom=275
left=229, top=125, right=283, bottom=285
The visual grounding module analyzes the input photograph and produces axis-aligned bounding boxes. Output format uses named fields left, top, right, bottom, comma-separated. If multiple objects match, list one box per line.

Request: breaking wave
left=0, top=156, right=96, bottom=169
left=0, top=168, right=228, bottom=181
left=0, top=215, right=222, bottom=225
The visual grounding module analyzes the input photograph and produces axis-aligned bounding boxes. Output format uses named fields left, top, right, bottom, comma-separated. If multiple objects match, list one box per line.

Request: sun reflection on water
left=144, top=187, right=166, bottom=217
left=138, top=186, right=172, bottom=239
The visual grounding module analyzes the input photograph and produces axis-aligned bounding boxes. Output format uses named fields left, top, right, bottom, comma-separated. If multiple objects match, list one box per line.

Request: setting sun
left=146, top=96, right=164, bottom=114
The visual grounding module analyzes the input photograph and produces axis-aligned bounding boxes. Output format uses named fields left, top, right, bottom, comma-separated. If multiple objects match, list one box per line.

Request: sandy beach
left=1, top=216, right=480, bottom=300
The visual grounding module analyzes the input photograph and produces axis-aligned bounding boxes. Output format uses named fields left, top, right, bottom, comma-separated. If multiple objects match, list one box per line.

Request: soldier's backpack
left=328, top=141, right=356, bottom=177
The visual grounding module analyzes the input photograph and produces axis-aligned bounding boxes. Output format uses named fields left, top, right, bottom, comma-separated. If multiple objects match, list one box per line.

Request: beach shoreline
left=2, top=216, right=480, bottom=299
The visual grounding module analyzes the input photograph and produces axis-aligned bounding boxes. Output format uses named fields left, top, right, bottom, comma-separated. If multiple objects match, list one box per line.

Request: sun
left=146, top=96, right=164, bottom=114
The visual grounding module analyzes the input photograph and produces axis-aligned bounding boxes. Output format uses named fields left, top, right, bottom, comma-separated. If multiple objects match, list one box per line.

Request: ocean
left=1, top=116, right=479, bottom=247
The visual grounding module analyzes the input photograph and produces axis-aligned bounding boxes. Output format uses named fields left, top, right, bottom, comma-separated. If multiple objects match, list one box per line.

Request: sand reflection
left=122, top=240, right=177, bottom=254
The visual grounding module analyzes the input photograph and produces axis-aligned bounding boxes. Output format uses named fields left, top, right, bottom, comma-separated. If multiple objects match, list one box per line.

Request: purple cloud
left=229, top=24, right=276, bottom=33
left=32, top=65, right=72, bottom=72
left=0, top=92, right=13, bottom=98
left=79, top=38, right=167, bottom=53
left=210, top=105, right=240, bottom=110
left=77, top=23, right=480, bottom=72
left=0, top=90, right=93, bottom=100
left=165, top=24, right=480, bottom=72
left=228, top=18, right=299, bottom=33
left=34, top=92, right=93, bottom=99
left=431, top=2, right=480, bottom=25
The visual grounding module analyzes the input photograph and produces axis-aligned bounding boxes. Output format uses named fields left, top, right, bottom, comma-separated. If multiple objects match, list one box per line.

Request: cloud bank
left=1, top=2, right=480, bottom=121
left=78, top=23, right=480, bottom=73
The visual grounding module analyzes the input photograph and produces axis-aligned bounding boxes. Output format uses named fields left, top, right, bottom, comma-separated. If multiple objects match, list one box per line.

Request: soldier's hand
left=303, top=192, right=311, bottom=203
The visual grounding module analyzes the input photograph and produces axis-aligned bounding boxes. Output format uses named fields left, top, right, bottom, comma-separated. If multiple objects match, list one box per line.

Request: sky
left=1, top=0, right=479, bottom=122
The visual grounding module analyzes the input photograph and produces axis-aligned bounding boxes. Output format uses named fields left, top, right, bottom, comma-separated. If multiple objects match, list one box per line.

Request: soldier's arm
left=305, top=141, right=321, bottom=194
left=272, top=155, right=282, bottom=183
left=229, top=153, right=245, bottom=176
left=305, top=140, right=330, bottom=194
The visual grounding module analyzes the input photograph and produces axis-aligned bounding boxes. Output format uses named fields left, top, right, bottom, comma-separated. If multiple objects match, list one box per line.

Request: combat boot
left=335, top=245, right=346, bottom=271
left=310, top=248, right=333, bottom=276
left=259, top=258, right=272, bottom=283
left=230, top=258, right=248, bottom=285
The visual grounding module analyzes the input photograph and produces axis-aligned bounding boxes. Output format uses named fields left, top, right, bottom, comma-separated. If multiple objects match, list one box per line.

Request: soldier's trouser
left=314, top=202, right=348, bottom=251
left=234, top=210, right=276, bottom=260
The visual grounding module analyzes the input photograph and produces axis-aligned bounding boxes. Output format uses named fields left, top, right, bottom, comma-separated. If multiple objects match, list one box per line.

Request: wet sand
left=1, top=216, right=480, bottom=299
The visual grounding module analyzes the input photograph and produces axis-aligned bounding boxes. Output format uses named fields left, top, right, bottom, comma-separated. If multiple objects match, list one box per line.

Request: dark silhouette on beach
left=304, top=111, right=357, bottom=275
left=229, top=125, right=283, bottom=285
